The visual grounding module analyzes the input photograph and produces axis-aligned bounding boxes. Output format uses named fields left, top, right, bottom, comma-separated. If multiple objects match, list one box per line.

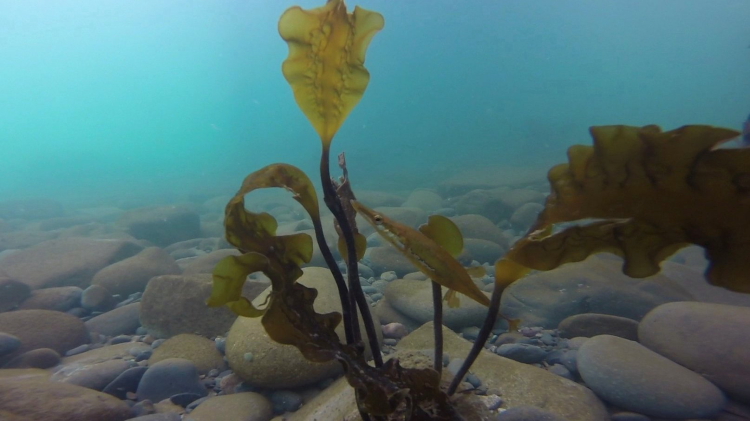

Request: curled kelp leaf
left=207, top=252, right=269, bottom=317
left=497, top=124, right=750, bottom=292
left=279, top=0, right=384, bottom=146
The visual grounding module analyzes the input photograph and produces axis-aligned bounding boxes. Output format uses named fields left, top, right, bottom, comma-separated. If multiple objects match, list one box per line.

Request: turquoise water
left=1, top=0, right=748, bottom=203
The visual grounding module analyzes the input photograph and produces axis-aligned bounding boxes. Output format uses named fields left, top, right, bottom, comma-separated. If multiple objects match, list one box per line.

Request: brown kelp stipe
left=431, top=280, right=444, bottom=375
left=321, top=144, right=383, bottom=367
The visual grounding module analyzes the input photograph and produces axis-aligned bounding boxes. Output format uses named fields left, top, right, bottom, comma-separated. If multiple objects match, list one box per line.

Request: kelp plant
left=207, top=0, right=486, bottom=419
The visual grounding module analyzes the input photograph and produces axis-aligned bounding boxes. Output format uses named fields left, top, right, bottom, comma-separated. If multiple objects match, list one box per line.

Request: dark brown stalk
left=309, top=216, right=355, bottom=345
left=320, top=145, right=384, bottom=367
left=431, top=280, right=443, bottom=375
left=447, top=281, right=502, bottom=395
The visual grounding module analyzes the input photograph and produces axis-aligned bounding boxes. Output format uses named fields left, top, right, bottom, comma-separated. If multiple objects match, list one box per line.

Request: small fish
left=351, top=201, right=490, bottom=307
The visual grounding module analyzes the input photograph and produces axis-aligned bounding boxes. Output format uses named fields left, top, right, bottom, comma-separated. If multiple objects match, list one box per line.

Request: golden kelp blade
left=501, top=124, right=750, bottom=293
left=279, top=0, right=384, bottom=146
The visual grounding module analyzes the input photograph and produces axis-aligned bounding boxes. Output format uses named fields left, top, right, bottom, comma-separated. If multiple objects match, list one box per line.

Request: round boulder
left=226, top=267, right=382, bottom=389
left=149, top=333, right=224, bottom=375
left=0, top=309, right=89, bottom=365
left=577, top=335, right=725, bottom=418
left=638, top=301, right=750, bottom=404
left=92, top=247, right=181, bottom=296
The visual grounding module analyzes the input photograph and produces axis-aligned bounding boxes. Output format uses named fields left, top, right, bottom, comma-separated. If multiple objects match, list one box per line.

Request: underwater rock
left=148, top=333, right=225, bottom=375
left=136, top=358, right=207, bottom=403
left=496, top=406, right=568, bottom=421
left=439, top=167, right=548, bottom=197
left=85, top=302, right=141, bottom=337
left=557, top=313, right=639, bottom=340
left=577, top=334, right=726, bottom=418
left=140, top=274, right=267, bottom=339
left=397, top=322, right=608, bottom=421
left=0, top=378, right=132, bottom=421
left=451, top=189, right=508, bottom=222
left=0, top=237, right=143, bottom=290
left=380, top=279, right=490, bottom=331
left=0, top=198, right=64, bottom=220
left=181, top=249, right=240, bottom=275
left=0, top=309, right=89, bottom=365
left=3, top=348, right=61, bottom=369
left=509, top=202, right=544, bottom=230
left=102, top=365, right=148, bottom=399
left=92, top=247, right=181, bottom=296
left=638, top=302, right=750, bottom=404
left=226, top=267, right=382, bottom=389
left=0, top=333, right=21, bottom=357
left=184, top=392, right=273, bottom=421
left=367, top=246, right=416, bottom=277
left=118, top=205, right=201, bottom=247
left=353, top=190, right=405, bottom=208
left=461, top=238, right=505, bottom=265
left=497, top=188, right=546, bottom=213
left=80, top=284, right=116, bottom=311
left=17, top=286, right=82, bottom=312
left=0, top=230, right=58, bottom=253
left=401, top=189, right=444, bottom=212
left=0, top=276, right=30, bottom=312
left=450, top=214, right=509, bottom=250
left=500, top=255, right=694, bottom=328
left=51, top=359, right=131, bottom=391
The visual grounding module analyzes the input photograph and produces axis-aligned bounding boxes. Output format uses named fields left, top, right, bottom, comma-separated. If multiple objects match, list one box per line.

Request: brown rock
left=149, top=333, right=225, bottom=375
left=227, top=267, right=382, bottom=389
left=85, top=303, right=141, bottom=336
left=0, top=379, right=132, bottom=421
left=140, top=274, right=268, bottom=339
left=181, top=249, right=240, bottom=275
left=92, top=247, right=181, bottom=296
left=367, top=246, right=415, bottom=277
left=450, top=214, right=509, bottom=249
left=3, top=348, right=61, bottom=369
left=184, top=393, right=273, bottom=421
left=0, top=309, right=89, bottom=365
left=558, top=313, right=639, bottom=340
left=18, top=286, right=82, bottom=312
left=0, top=276, right=30, bottom=312
left=0, top=238, right=142, bottom=289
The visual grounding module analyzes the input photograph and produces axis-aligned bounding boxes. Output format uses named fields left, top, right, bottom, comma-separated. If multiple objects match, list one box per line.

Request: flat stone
left=226, top=267, right=382, bottom=389
left=118, top=205, right=201, bottom=246
left=450, top=214, right=509, bottom=249
left=140, top=274, right=267, bottom=339
left=367, top=246, right=418, bottom=277
left=638, top=302, right=750, bottom=404
left=497, top=406, right=568, bottom=421
left=577, top=334, right=726, bottom=418
left=500, top=255, right=694, bottom=328
left=51, top=359, right=132, bottom=391
left=381, top=279, right=490, bottom=331
left=0, top=378, right=132, bottom=421
left=0, top=309, right=89, bottom=365
left=181, top=249, right=240, bottom=275
left=149, top=333, right=224, bottom=375
left=557, top=313, right=639, bottom=340
left=184, top=393, right=273, bottom=421
left=92, top=247, right=181, bottom=296
left=397, top=323, right=609, bottom=421
left=0, top=238, right=142, bottom=289
left=85, top=302, right=141, bottom=336
left=18, top=286, right=82, bottom=311
left=136, top=358, right=207, bottom=402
